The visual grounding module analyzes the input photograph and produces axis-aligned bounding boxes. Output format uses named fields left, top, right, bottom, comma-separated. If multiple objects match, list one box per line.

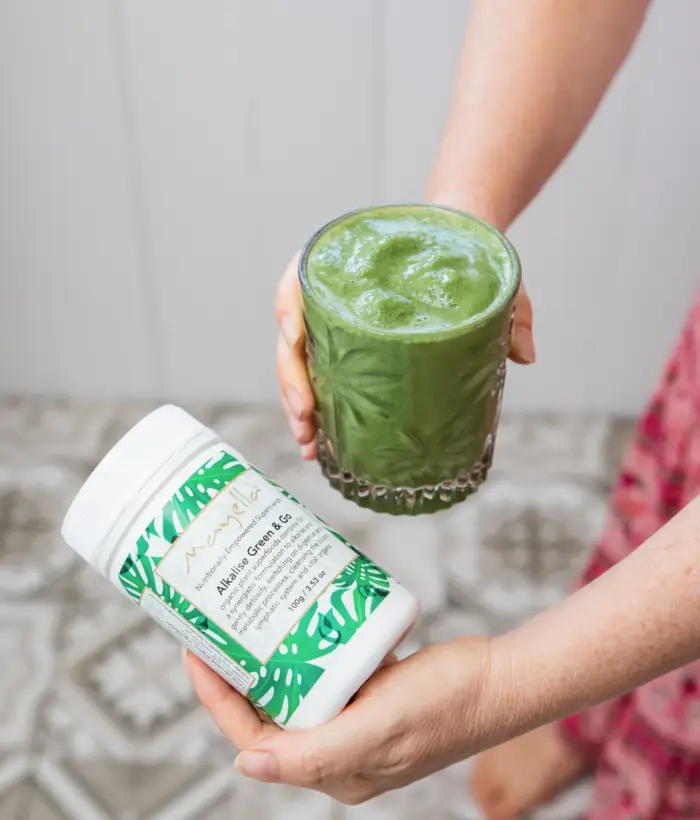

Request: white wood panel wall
left=1, top=1, right=698, bottom=414
left=0, top=0, right=155, bottom=396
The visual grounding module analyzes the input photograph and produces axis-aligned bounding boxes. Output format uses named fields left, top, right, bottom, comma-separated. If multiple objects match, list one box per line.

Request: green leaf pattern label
left=118, top=449, right=392, bottom=725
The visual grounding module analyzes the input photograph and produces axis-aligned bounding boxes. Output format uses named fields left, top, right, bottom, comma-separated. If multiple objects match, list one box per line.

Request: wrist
left=449, top=634, right=523, bottom=756
left=426, top=186, right=512, bottom=234
left=468, top=630, right=549, bottom=752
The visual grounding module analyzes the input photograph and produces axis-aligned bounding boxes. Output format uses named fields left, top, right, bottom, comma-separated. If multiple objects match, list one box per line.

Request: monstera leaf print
left=121, top=550, right=389, bottom=723
left=330, top=556, right=390, bottom=622
left=157, top=451, right=245, bottom=544
left=250, top=604, right=328, bottom=720
left=119, top=550, right=257, bottom=667
left=118, top=449, right=393, bottom=725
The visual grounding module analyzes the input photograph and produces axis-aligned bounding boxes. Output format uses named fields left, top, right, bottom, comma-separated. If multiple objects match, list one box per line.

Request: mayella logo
left=179, top=479, right=263, bottom=574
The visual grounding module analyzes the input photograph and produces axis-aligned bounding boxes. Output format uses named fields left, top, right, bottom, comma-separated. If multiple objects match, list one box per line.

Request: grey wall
left=1, top=1, right=698, bottom=414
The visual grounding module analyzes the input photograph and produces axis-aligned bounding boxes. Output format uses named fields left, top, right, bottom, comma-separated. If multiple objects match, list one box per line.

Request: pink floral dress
left=560, top=296, right=700, bottom=818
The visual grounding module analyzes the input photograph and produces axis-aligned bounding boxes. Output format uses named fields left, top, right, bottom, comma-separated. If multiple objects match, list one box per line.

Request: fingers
left=275, top=253, right=316, bottom=446
left=185, top=650, right=373, bottom=798
left=300, top=441, right=317, bottom=461
left=508, top=285, right=535, bottom=365
left=184, top=651, right=279, bottom=751
left=277, top=333, right=316, bottom=439
left=281, top=394, right=315, bottom=446
left=275, top=252, right=304, bottom=349
left=240, top=710, right=380, bottom=800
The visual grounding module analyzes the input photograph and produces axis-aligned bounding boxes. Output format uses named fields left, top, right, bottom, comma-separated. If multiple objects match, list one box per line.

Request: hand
left=275, top=252, right=317, bottom=460
left=508, top=287, right=535, bottom=365
left=185, top=636, right=495, bottom=804
left=275, top=252, right=535, bottom=456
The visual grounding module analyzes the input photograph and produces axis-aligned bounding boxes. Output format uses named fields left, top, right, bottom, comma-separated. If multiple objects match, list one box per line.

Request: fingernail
left=281, top=315, right=300, bottom=348
left=285, top=389, right=305, bottom=419
left=235, top=751, right=280, bottom=782
left=301, top=442, right=316, bottom=460
left=289, top=415, right=311, bottom=444
left=514, top=326, right=535, bottom=363
left=181, top=647, right=189, bottom=667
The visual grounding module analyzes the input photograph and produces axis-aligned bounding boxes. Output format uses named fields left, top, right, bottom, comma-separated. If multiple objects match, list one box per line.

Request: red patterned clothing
left=560, top=297, right=700, bottom=819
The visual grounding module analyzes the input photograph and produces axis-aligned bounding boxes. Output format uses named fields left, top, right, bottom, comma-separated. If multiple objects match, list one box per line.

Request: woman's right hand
left=186, top=635, right=500, bottom=804
left=275, top=250, right=535, bottom=458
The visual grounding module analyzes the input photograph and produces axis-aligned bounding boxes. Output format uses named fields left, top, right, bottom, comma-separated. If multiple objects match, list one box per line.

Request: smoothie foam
left=304, top=206, right=513, bottom=336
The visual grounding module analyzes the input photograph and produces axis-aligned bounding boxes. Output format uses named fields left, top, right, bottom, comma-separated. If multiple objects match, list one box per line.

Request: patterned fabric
left=560, top=296, right=700, bottom=819
left=0, top=399, right=614, bottom=819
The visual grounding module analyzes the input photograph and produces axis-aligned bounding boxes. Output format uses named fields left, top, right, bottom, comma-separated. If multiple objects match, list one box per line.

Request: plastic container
left=61, top=406, right=419, bottom=729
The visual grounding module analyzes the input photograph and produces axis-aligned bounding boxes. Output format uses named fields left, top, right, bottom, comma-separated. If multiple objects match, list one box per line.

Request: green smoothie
left=300, top=204, right=521, bottom=515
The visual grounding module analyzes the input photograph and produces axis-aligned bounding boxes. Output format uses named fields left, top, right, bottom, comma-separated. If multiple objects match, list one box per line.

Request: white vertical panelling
left=119, top=1, right=376, bottom=402
left=383, top=0, right=471, bottom=202
left=604, top=1, right=700, bottom=412
left=508, top=1, right=699, bottom=415
left=2, top=2, right=699, bottom=412
left=504, top=36, right=646, bottom=415
left=0, top=0, right=155, bottom=396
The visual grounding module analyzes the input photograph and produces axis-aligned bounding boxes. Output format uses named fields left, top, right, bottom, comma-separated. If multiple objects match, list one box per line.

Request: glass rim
left=298, top=203, right=522, bottom=341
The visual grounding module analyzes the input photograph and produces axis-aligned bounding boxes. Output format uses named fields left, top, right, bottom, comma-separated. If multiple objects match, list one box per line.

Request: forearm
left=427, top=0, right=652, bottom=230
left=483, top=493, right=700, bottom=745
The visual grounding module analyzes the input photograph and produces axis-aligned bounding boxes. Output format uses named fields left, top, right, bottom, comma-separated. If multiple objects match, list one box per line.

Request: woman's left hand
left=185, top=636, right=496, bottom=804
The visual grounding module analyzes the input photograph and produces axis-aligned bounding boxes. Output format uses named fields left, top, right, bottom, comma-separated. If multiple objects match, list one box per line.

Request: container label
left=115, top=448, right=394, bottom=726
left=155, top=469, right=354, bottom=662
left=140, top=589, right=254, bottom=693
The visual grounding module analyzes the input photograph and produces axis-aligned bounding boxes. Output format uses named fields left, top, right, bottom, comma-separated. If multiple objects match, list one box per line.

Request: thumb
left=509, top=285, right=535, bottom=365
left=235, top=708, right=376, bottom=789
left=234, top=727, right=344, bottom=789
left=234, top=748, right=281, bottom=783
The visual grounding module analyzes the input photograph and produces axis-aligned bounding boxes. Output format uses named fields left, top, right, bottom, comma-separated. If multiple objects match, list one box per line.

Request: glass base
left=315, top=430, right=495, bottom=515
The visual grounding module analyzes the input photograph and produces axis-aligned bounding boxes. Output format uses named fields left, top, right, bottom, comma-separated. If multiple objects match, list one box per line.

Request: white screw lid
left=61, top=405, right=216, bottom=570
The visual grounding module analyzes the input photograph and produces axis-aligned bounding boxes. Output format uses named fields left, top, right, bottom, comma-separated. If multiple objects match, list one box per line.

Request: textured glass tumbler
left=299, top=204, right=521, bottom=515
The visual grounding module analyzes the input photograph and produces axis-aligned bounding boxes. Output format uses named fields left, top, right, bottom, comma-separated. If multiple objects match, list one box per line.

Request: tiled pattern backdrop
left=1, top=0, right=699, bottom=413
left=0, top=398, right=635, bottom=819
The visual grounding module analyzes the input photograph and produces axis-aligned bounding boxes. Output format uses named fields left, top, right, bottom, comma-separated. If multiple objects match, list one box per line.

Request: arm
left=427, top=0, right=652, bottom=364
left=186, top=488, right=700, bottom=805
left=428, top=0, right=652, bottom=231
left=488, top=492, right=700, bottom=738
left=275, top=0, right=652, bottom=444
